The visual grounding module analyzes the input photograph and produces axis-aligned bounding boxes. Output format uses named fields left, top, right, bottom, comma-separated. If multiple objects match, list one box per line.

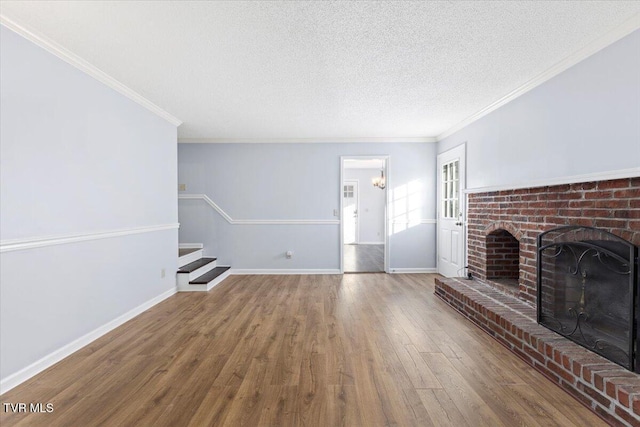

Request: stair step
left=178, top=247, right=200, bottom=257
left=178, top=257, right=217, bottom=273
left=178, top=247, right=203, bottom=268
left=191, top=267, right=231, bottom=285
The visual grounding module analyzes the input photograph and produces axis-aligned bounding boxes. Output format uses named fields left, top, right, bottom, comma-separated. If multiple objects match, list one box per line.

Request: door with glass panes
left=437, top=144, right=466, bottom=277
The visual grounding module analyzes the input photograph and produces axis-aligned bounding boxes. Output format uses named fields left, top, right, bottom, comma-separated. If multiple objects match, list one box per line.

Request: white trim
left=232, top=219, right=339, bottom=225
left=464, top=167, right=640, bottom=194
left=0, top=17, right=182, bottom=127
left=389, top=268, right=437, bottom=274
left=231, top=269, right=342, bottom=275
left=179, top=243, right=204, bottom=249
left=178, top=247, right=203, bottom=268
left=391, top=219, right=437, bottom=225
left=179, top=137, right=436, bottom=144
left=356, top=242, right=385, bottom=245
left=178, top=194, right=340, bottom=225
left=0, top=287, right=177, bottom=394
left=340, top=158, right=344, bottom=273
left=0, top=223, right=180, bottom=253
left=436, top=13, right=640, bottom=141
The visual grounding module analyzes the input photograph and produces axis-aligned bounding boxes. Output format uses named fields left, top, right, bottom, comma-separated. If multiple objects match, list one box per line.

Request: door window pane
left=441, top=160, right=459, bottom=219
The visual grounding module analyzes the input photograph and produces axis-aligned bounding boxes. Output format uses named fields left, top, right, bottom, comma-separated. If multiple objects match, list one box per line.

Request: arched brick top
left=483, top=221, right=523, bottom=241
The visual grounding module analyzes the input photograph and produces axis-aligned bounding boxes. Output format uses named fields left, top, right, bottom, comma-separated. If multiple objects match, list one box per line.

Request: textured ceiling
left=1, top=1, right=639, bottom=141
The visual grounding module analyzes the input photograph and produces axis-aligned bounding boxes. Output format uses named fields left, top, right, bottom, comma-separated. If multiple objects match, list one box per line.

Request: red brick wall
left=485, top=229, right=519, bottom=279
left=467, top=177, right=640, bottom=304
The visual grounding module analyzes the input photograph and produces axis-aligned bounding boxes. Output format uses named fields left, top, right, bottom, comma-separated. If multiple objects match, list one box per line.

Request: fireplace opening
left=486, top=229, right=519, bottom=289
left=537, top=226, right=639, bottom=372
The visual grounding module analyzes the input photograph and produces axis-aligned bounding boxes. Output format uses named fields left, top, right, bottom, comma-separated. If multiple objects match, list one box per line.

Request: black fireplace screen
left=537, top=226, right=638, bottom=372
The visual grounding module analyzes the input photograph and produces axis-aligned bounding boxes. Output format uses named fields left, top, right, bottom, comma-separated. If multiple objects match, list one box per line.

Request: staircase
left=177, top=245, right=231, bottom=292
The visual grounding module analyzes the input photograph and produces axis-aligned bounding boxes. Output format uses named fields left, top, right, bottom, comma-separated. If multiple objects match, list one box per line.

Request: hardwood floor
left=343, top=244, right=384, bottom=272
left=0, top=274, right=606, bottom=426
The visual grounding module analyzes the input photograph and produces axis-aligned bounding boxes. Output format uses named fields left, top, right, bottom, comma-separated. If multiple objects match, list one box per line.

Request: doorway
left=341, top=156, right=388, bottom=273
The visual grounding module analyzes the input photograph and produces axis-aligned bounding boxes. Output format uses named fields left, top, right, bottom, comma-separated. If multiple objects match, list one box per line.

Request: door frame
left=343, top=179, right=360, bottom=244
left=340, top=155, right=390, bottom=274
left=436, top=143, right=467, bottom=277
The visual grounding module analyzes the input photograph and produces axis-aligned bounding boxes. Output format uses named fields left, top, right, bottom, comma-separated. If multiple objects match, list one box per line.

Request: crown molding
left=178, top=137, right=436, bottom=144
left=0, top=16, right=182, bottom=127
left=437, top=13, right=640, bottom=142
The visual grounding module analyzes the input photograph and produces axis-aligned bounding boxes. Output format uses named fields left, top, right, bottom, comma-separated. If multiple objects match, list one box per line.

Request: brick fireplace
left=467, top=177, right=640, bottom=303
left=435, top=176, right=640, bottom=426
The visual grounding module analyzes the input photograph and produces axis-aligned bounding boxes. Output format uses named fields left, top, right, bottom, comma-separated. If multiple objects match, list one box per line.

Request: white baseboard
left=354, top=242, right=385, bottom=245
left=0, top=287, right=177, bottom=395
left=231, top=269, right=342, bottom=275
left=389, top=268, right=437, bottom=274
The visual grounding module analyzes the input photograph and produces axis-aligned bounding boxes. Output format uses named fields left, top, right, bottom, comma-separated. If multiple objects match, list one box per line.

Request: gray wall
left=178, top=143, right=437, bottom=270
left=0, top=26, right=178, bottom=381
left=438, top=29, right=640, bottom=190
left=344, top=168, right=386, bottom=244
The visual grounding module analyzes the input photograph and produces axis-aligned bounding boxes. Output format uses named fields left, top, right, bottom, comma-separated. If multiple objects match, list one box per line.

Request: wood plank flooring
left=0, top=274, right=606, bottom=426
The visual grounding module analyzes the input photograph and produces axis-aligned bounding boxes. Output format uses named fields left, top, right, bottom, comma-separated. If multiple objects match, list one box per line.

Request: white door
left=437, top=144, right=466, bottom=277
left=343, top=180, right=359, bottom=244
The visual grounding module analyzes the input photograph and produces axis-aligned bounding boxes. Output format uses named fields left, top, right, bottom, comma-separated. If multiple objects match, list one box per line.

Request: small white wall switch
left=333, top=209, right=339, bottom=217
left=161, top=268, right=166, bottom=278
left=178, top=184, right=186, bottom=191
left=286, top=251, right=293, bottom=259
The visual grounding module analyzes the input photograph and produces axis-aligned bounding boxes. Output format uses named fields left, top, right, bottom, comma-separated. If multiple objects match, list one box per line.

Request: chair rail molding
left=390, top=219, right=437, bottom=225
left=0, top=223, right=180, bottom=253
left=179, top=194, right=340, bottom=225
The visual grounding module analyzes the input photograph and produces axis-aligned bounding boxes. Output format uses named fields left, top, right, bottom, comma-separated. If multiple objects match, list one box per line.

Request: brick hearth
left=435, top=176, right=640, bottom=426
left=435, top=277, right=640, bottom=426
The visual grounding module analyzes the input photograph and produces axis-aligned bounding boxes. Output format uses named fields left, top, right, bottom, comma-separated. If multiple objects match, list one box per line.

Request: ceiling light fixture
left=372, top=161, right=386, bottom=190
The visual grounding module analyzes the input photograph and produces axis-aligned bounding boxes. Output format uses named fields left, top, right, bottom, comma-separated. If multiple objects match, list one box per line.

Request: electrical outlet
left=161, top=268, right=166, bottom=278
left=333, top=209, right=339, bottom=217
left=286, top=251, right=293, bottom=259
left=178, top=184, right=186, bottom=191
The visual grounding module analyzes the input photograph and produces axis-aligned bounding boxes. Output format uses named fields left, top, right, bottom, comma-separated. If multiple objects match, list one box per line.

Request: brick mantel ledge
left=435, top=277, right=640, bottom=427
